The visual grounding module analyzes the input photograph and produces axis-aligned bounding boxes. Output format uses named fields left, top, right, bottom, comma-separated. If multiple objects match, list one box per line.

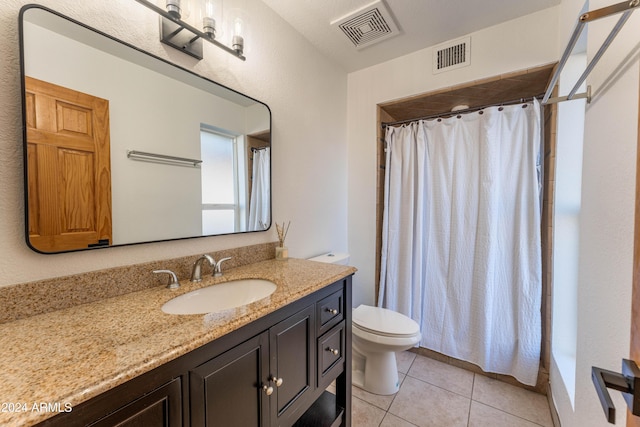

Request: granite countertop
left=0, top=258, right=356, bottom=427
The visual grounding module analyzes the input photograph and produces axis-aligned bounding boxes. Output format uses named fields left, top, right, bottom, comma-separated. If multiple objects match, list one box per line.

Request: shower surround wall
left=374, top=65, right=557, bottom=394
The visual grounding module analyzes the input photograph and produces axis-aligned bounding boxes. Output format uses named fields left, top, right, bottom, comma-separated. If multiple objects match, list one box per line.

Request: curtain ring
left=478, top=110, right=484, bottom=115
left=498, top=106, right=504, bottom=111
left=456, top=115, right=462, bottom=119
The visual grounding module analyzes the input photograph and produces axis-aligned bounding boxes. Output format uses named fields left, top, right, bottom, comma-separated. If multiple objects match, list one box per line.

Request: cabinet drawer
left=317, top=322, right=345, bottom=390
left=317, top=290, right=344, bottom=335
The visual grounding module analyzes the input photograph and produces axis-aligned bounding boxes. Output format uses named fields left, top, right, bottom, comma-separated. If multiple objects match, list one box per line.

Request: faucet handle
left=153, top=269, right=180, bottom=289
left=214, top=257, right=232, bottom=277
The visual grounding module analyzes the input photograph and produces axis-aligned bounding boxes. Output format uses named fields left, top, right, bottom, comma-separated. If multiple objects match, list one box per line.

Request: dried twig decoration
left=275, top=221, right=290, bottom=247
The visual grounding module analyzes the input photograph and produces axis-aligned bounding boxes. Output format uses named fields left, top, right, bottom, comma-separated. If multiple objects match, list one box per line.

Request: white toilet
left=308, top=253, right=422, bottom=395
left=351, top=305, right=421, bottom=395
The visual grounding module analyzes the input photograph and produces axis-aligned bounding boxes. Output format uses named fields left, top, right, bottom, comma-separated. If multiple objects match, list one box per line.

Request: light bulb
left=224, top=6, right=248, bottom=55
left=205, top=0, right=218, bottom=18
left=202, top=0, right=221, bottom=39
left=233, top=17, right=244, bottom=37
left=231, top=16, right=244, bottom=54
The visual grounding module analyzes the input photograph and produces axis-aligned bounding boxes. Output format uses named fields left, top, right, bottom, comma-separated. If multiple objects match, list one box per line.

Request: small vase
left=275, top=246, right=288, bottom=261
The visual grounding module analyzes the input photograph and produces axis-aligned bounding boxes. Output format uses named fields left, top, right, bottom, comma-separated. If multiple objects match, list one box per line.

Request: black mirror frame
left=18, top=4, right=272, bottom=254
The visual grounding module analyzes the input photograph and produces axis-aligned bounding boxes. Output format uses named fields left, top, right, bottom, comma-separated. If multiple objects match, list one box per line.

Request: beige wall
left=0, top=0, right=348, bottom=287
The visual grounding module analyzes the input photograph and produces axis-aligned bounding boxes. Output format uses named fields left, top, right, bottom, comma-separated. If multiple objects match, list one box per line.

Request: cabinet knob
left=326, top=308, right=338, bottom=315
left=262, top=384, right=274, bottom=396
left=327, top=347, right=339, bottom=356
left=270, top=376, right=284, bottom=387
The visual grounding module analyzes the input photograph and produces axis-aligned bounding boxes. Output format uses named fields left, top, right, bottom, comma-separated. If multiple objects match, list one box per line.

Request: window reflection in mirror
left=20, top=5, right=271, bottom=253
left=201, top=127, right=244, bottom=235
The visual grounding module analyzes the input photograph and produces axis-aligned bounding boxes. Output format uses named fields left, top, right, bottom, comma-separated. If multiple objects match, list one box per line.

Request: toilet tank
left=308, top=252, right=350, bottom=265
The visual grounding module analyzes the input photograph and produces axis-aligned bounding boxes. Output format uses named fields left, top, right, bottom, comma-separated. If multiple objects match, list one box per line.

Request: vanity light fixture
left=133, top=0, right=246, bottom=61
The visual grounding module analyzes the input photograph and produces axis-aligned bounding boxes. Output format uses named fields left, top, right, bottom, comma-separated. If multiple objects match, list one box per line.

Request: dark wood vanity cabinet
left=190, top=305, right=315, bottom=427
left=88, top=379, right=182, bottom=427
left=36, top=276, right=352, bottom=427
left=190, top=331, right=270, bottom=426
left=269, top=305, right=316, bottom=426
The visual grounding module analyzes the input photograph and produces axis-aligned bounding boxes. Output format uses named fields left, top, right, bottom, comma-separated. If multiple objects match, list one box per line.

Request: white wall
left=550, top=0, right=640, bottom=425
left=346, top=7, right=560, bottom=308
left=0, top=0, right=348, bottom=286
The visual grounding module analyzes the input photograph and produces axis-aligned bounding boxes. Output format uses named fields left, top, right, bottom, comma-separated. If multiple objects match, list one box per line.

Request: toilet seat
left=352, top=305, right=420, bottom=338
left=353, top=322, right=417, bottom=339
left=352, top=323, right=421, bottom=348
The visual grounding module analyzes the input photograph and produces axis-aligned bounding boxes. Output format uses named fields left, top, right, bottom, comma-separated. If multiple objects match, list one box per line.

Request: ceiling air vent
left=331, top=0, right=399, bottom=49
left=433, top=37, right=471, bottom=74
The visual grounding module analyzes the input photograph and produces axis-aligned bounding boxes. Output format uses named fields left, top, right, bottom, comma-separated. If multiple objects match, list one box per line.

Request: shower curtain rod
left=250, top=146, right=269, bottom=152
left=381, top=94, right=543, bottom=128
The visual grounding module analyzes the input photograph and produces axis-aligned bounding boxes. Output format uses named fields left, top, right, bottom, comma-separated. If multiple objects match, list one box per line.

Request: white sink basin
left=162, top=279, right=277, bottom=315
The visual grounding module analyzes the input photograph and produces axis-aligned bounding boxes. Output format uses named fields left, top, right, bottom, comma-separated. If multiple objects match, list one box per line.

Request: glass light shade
left=225, top=7, right=248, bottom=54
left=233, top=16, right=244, bottom=37
left=200, top=0, right=222, bottom=38
left=165, top=0, right=195, bottom=25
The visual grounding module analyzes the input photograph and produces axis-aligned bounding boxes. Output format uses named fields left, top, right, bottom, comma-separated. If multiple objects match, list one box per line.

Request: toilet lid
left=352, top=305, right=420, bottom=337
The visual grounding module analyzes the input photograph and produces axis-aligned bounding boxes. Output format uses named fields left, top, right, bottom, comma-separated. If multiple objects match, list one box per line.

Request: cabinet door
left=190, top=332, right=270, bottom=427
left=270, top=305, right=316, bottom=426
left=89, top=378, right=182, bottom=427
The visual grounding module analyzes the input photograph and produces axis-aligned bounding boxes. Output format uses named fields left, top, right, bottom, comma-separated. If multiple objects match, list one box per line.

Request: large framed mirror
left=19, top=5, right=271, bottom=254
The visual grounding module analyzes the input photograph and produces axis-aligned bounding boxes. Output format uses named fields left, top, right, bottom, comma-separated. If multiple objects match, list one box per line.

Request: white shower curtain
left=248, top=147, right=270, bottom=230
left=379, top=101, right=542, bottom=386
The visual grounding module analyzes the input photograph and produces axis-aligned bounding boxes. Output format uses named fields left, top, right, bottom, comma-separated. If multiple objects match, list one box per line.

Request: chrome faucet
left=214, top=257, right=232, bottom=277
left=190, top=254, right=214, bottom=282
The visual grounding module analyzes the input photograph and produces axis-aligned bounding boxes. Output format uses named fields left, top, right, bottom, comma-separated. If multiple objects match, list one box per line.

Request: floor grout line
left=471, top=400, right=552, bottom=427
left=351, top=352, right=553, bottom=427
left=404, top=372, right=474, bottom=400
left=466, top=373, right=476, bottom=426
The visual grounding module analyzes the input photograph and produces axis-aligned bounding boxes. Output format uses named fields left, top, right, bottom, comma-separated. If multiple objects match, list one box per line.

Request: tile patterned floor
left=344, top=351, right=554, bottom=427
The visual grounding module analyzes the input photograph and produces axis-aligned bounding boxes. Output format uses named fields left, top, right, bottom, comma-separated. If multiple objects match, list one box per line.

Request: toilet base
left=352, top=348, right=400, bottom=395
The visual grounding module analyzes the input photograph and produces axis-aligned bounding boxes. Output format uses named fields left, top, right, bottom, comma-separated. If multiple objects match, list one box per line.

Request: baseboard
left=547, top=382, right=562, bottom=427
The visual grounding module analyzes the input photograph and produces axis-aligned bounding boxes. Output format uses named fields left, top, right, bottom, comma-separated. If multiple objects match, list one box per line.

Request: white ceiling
left=261, top=0, right=561, bottom=72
